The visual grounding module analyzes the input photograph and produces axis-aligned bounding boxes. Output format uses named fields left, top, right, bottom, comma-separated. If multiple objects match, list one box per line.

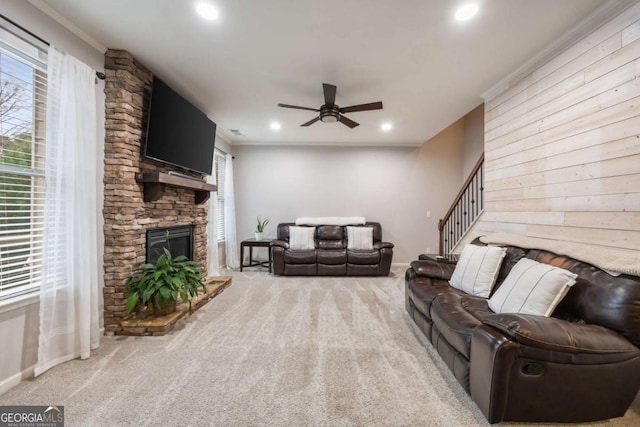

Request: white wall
left=462, top=103, right=484, bottom=179
left=460, top=3, right=640, bottom=254
left=0, top=0, right=105, bottom=394
left=233, top=120, right=465, bottom=263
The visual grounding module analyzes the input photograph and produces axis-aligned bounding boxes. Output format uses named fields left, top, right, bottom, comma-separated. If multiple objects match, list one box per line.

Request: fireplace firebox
left=146, top=226, right=194, bottom=264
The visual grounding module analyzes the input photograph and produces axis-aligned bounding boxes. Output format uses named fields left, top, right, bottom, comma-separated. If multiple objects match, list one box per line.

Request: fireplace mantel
left=135, top=170, right=217, bottom=204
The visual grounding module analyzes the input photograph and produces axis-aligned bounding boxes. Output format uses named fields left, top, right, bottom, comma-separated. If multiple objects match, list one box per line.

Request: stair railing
left=438, top=154, right=484, bottom=255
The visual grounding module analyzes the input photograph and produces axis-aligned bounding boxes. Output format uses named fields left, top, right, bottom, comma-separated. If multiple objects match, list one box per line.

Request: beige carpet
left=1, top=267, right=638, bottom=426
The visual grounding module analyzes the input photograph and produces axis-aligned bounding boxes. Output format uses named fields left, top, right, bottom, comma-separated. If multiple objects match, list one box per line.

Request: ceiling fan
left=277, top=83, right=383, bottom=128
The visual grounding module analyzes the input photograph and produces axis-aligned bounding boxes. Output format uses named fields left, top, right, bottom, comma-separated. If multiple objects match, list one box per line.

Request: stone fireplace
left=146, top=226, right=194, bottom=264
left=102, top=49, right=208, bottom=334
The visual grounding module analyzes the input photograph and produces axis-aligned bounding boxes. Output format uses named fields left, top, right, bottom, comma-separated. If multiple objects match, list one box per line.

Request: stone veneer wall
left=103, top=49, right=208, bottom=334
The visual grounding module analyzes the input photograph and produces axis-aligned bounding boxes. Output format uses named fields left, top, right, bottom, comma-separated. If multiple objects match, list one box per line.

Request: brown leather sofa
left=271, top=222, right=393, bottom=276
left=405, top=239, right=640, bottom=423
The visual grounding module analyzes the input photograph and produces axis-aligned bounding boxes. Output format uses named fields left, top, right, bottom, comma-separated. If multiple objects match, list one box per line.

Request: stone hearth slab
left=120, top=276, right=231, bottom=336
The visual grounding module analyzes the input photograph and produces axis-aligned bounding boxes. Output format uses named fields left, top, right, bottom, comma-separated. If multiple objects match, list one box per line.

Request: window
left=0, top=20, right=48, bottom=302
left=214, top=149, right=226, bottom=242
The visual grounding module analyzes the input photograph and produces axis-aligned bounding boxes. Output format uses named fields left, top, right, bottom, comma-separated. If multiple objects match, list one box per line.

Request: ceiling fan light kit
left=278, top=83, right=383, bottom=129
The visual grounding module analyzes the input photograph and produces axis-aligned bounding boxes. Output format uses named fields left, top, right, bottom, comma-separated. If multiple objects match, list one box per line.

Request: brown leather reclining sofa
left=271, top=222, right=393, bottom=276
left=405, top=238, right=640, bottom=423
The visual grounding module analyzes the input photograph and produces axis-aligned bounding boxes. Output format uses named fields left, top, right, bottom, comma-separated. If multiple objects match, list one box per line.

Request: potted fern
left=255, top=216, right=269, bottom=240
left=124, top=247, right=206, bottom=316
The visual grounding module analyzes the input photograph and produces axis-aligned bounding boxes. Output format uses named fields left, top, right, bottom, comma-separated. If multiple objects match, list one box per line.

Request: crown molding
left=215, top=131, right=234, bottom=146
left=230, top=140, right=422, bottom=148
left=482, top=0, right=638, bottom=102
left=28, top=0, right=107, bottom=53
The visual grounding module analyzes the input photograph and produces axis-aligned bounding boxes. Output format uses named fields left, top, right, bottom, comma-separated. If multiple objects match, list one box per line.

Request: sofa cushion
left=529, top=249, right=640, bottom=347
left=347, top=249, right=380, bottom=264
left=347, top=264, right=380, bottom=275
left=407, top=276, right=461, bottom=319
left=284, top=249, right=316, bottom=264
left=449, top=244, right=507, bottom=298
left=347, top=226, right=374, bottom=250
left=317, top=225, right=344, bottom=240
left=318, top=264, right=346, bottom=275
left=431, top=293, right=494, bottom=359
left=495, top=246, right=528, bottom=292
left=316, top=226, right=346, bottom=249
left=317, top=249, right=347, bottom=265
left=489, top=258, right=577, bottom=316
left=288, top=226, right=316, bottom=250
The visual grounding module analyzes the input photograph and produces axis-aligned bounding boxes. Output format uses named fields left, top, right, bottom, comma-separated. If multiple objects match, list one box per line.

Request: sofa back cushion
left=277, top=223, right=296, bottom=241
left=528, top=249, right=640, bottom=347
left=317, top=225, right=346, bottom=249
left=277, top=222, right=384, bottom=247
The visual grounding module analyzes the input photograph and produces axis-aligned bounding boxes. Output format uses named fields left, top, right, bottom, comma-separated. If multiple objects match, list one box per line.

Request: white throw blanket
left=295, top=216, right=366, bottom=226
left=479, top=233, right=640, bottom=277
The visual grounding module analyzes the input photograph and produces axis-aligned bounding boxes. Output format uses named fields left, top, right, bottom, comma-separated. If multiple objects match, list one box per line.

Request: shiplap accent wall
left=458, top=3, right=640, bottom=253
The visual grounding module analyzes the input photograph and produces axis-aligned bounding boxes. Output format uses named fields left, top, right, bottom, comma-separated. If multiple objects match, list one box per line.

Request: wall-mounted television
left=144, top=76, right=216, bottom=175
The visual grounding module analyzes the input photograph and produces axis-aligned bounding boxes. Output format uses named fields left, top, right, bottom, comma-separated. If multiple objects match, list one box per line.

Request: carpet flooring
left=1, top=267, right=638, bottom=426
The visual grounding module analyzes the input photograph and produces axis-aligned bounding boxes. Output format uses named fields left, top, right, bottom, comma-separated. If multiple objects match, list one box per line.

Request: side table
left=418, top=253, right=459, bottom=264
left=240, top=239, right=272, bottom=272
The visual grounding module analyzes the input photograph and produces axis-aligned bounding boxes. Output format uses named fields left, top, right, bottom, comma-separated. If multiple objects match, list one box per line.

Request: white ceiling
left=40, top=0, right=606, bottom=146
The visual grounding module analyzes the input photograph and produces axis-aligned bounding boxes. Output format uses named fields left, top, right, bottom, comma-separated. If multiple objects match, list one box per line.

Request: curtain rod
left=0, top=14, right=106, bottom=80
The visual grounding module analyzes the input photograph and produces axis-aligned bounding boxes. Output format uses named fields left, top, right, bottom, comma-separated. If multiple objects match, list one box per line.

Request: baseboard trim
left=0, top=365, right=35, bottom=396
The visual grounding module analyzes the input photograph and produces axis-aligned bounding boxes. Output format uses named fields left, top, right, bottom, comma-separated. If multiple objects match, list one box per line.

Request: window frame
left=214, top=148, right=226, bottom=243
left=0, top=17, right=48, bottom=305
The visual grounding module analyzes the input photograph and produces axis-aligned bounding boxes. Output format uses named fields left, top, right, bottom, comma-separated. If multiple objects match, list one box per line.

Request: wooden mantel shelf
left=135, top=171, right=216, bottom=204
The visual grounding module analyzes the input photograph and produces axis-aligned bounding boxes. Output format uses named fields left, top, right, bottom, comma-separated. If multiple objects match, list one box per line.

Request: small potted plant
left=255, top=216, right=269, bottom=240
left=124, top=247, right=206, bottom=316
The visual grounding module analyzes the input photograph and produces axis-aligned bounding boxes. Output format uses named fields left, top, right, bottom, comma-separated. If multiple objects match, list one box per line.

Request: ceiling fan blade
left=323, top=83, right=336, bottom=106
left=278, top=103, right=319, bottom=112
left=339, top=115, right=359, bottom=128
left=340, top=101, right=383, bottom=113
left=301, top=116, right=321, bottom=127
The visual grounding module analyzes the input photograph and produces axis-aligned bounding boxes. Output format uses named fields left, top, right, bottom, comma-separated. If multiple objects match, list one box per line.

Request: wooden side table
left=240, top=239, right=272, bottom=272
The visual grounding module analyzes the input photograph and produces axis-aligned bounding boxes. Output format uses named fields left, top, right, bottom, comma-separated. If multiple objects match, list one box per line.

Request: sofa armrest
left=374, top=241, right=394, bottom=250
left=483, top=313, right=638, bottom=354
left=270, top=239, right=289, bottom=249
left=409, top=260, right=455, bottom=281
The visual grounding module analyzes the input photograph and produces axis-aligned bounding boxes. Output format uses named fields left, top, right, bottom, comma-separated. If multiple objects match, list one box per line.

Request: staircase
left=438, top=154, right=484, bottom=255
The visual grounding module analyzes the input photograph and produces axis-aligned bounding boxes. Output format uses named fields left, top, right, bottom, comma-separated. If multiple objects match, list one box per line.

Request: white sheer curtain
left=36, top=46, right=100, bottom=376
left=206, top=171, right=220, bottom=276
left=224, top=154, right=240, bottom=268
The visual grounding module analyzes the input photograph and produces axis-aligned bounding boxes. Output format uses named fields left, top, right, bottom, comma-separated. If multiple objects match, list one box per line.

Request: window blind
left=0, top=22, right=47, bottom=301
left=214, top=149, right=226, bottom=242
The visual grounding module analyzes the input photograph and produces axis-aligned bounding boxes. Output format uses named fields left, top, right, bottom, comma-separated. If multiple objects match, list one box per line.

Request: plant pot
left=255, top=232, right=263, bottom=240
left=152, top=300, right=177, bottom=316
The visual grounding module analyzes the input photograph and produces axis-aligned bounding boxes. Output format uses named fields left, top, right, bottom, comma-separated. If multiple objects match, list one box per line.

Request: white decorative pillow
left=488, top=258, right=578, bottom=316
left=347, top=226, right=374, bottom=250
left=449, top=244, right=507, bottom=298
left=288, top=226, right=316, bottom=250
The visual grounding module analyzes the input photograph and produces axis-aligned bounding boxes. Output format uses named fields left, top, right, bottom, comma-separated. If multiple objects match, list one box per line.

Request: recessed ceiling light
left=455, top=4, right=478, bottom=21
left=270, top=122, right=281, bottom=130
left=196, top=2, right=219, bottom=20
left=381, top=122, right=393, bottom=132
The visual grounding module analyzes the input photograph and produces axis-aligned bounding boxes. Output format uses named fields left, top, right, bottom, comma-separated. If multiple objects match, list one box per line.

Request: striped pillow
left=288, top=226, right=316, bottom=250
left=488, top=258, right=578, bottom=316
left=449, top=244, right=507, bottom=298
left=347, top=226, right=374, bottom=250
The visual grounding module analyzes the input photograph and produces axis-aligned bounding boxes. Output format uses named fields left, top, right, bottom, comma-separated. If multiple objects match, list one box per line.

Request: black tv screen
left=144, top=77, right=216, bottom=175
